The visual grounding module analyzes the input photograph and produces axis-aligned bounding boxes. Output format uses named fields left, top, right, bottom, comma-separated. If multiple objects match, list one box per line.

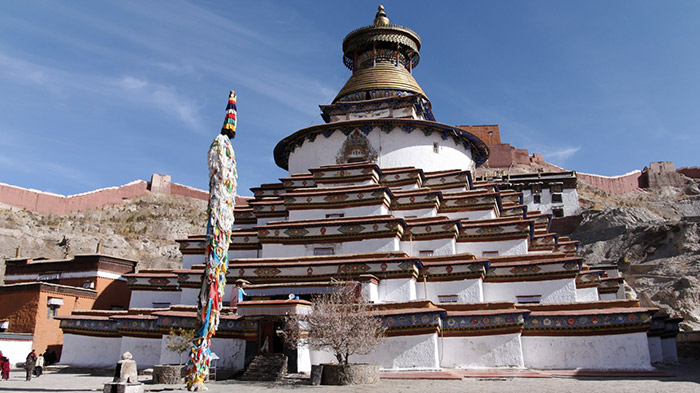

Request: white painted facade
left=182, top=254, right=204, bottom=269
left=210, top=337, right=246, bottom=372
left=521, top=188, right=579, bottom=217
left=0, top=335, right=33, bottom=368
left=661, top=338, right=679, bottom=363
left=440, top=333, right=524, bottom=368
left=599, top=293, right=618, bottom=301
left=288, top=205, right=388, bottom=221
left=647, top=336, right=663, bottom=364
left=521, top=332, right=652, bottom=370
left=378, top=278, right=417, bottom=302
left=456, top=238, right=529, bottom=257
left=391, top=207, right=437, bottom=219
left=416, top=278, right=483, bottom=303
left=441, top=210, right=498, bottom=221
left=576, top=287, right=599, bottom=302
left=400, top=238, right=456, bottom=257
left=129, top=290, right=181, bottom=309
left=261, top=237, right=400, bottom=258
left=60, top=334, right=122, bottom=367
left=120, top=336, right=162, bottom=368
left=483, top=278, right=577, bottom=304
left=287, top=126, right=475, bottom=176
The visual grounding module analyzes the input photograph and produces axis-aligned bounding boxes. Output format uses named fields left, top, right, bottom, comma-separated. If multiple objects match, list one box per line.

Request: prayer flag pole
left=186, top=91, right=238, bottom=391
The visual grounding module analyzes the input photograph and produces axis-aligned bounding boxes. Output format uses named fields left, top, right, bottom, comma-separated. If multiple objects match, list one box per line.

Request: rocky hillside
left=0, top=192, right=207, bottom=279
left=573, top=179, right=700, bottom=331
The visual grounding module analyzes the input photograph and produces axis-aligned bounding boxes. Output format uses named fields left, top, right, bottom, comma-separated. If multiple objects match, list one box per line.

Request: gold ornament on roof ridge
left=374, top=5, right=390, bottom=26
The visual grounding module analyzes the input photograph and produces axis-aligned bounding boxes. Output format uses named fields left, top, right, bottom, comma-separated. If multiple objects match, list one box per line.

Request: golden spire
left=374, top=5, right=390, bottom=26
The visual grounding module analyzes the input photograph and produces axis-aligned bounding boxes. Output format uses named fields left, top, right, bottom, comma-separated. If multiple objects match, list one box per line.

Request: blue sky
left=1, top=1, right=699, bottom=196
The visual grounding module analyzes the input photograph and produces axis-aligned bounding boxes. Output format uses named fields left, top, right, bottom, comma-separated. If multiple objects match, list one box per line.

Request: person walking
left=0, top=351, right=9, bottom=381
left=24, top=350, right=36, bottom=381
left=34, top=353, right=44, bottom=377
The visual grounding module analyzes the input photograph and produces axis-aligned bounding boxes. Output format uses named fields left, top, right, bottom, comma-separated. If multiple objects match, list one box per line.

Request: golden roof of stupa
left=334, top=62, right=425, bottom=102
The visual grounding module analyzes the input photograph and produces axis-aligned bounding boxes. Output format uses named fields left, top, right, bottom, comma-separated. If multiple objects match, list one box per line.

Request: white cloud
left=542, top=146, right=581, bottom=161
left=115, top=76, right=203, bottom=132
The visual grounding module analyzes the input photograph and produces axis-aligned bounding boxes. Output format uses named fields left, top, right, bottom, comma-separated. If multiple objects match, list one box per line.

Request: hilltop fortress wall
left=0, top=174, right=208, bottom=215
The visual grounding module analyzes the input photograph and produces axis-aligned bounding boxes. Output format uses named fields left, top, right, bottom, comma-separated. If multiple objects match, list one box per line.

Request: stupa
left=58, top=6, right=681, bottom=374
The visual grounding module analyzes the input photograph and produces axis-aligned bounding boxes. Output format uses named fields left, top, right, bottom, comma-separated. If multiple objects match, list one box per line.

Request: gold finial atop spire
left=374, top=5, right=389, bottom=26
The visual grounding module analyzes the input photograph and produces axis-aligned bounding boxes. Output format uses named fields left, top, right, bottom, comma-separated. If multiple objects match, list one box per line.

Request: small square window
left=552, top=208, right=564, bottom=218
left=531, top=184, right=542, bottom=194
left=419, top=250, right=434, bottom=257
left=533, top=194, right=541, bottom=204
left=47, top=305, right=59, bottom=319
left=550, top=184, right=563, bottom=193
left=551, top=193, right=563, bottom=203
left=314, top=247, right=335, bottom=256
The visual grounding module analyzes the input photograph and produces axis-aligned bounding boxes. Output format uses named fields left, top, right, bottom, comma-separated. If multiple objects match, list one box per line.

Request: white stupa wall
left=309, top=332, right=440, bottom=370
left=661, top=338, right=679, bottom=363
left=60, top=334, right=122, bottom=367
left=361, top=281, right=379, bottom=303
left=256, top=217, right=288, bottom=226
left=287, top=204, right=388, bottom=221
left=391, top=207, right=437, bottom=219
left=296, top=343, right=311, bottom=373
left=261, top=237, right=400, bottom=258
left=183, top=254, right=204, bottom=269
left=210, top=337, right=247, bottom=372
left=180, top=287, right=199, bottom=305
left=456, top=238, right=529, bottom=257
left=129, top=290, right=182, bottom=309
left=440, top=333, right=524, bottom=368
left=120, top=336, right=162, bottom=368
left=400, top=238, right=456, bottom=256
left=576, top=287, right=599, bottom=302
left=416, top=278, right=483, bottom=303
left=441, top=210, right=498, bottom=221
left=378, top=277, right=417, bottom=302
left=521, top=332, right=652, bottom=370
left=483, top=278, right=577, bottom=304
left=353, top=333, right=440, bottom=369
left=287, top=126, right=475, bottom=175
left=600, top=293, right=618, bottom=301
left=647, top=336, right=663, bottom=364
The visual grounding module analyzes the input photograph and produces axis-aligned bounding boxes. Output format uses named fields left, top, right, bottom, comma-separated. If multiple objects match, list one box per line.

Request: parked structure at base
left=57, top=6, right=681, bottom=374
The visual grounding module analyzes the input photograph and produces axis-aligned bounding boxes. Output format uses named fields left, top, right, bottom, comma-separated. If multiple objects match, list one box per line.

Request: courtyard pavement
left=0, top=359, right=698, bottom=393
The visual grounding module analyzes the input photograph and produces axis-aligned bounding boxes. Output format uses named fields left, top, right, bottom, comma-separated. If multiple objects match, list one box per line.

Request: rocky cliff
left=573, top=180, right=700, bottom=330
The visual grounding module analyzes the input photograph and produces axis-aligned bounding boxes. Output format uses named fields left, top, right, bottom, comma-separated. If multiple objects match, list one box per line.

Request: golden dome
left=334, top=62, right=426, bottom=102
left=374, top=5, right=390, bottom=26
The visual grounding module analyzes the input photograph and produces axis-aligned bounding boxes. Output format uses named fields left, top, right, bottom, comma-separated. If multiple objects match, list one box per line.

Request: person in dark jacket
left=24, top=350, right=36, bottom=381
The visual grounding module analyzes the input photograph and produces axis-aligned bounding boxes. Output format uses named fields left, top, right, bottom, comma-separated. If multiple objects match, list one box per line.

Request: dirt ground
left=1, top=359, right=699, bottom=393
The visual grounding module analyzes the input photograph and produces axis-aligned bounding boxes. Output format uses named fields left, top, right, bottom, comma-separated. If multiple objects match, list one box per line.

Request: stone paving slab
left=381, top=370, right=463, bottom=380
left=458, top=369, right=552, bottom=378
left=0, top=360, right=697, bottom=393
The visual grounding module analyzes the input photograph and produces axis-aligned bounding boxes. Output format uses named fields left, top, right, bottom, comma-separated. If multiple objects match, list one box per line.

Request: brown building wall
left=456, top=125, right=501, bottom=145
left=33, top=290, right=95, bottom=357
left=94, top=277, right=131, bottom=310
left=0, top=290, right=39, bottom=334
left=56, top=277, right=131, bottom=310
